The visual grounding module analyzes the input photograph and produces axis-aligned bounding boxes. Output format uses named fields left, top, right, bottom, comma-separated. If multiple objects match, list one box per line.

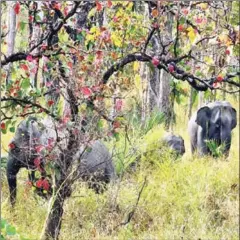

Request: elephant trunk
left=220, top=127, right=232, bottom=153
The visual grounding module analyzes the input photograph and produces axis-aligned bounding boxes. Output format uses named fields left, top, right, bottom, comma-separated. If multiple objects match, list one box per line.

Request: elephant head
left=196, top=102, right=237, bottom=155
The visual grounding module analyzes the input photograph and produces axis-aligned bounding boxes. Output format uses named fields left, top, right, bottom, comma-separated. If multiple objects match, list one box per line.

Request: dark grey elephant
left=7, top=117, right=115, bottom=205
left=188, top=101, right=237, bottom=156
left=7, top=117, right=48, bottom=206
left=162, top=133, right=185, bottom=156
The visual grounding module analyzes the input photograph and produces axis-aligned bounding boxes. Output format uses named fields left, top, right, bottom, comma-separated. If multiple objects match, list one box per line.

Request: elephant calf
left=188, top=101, right=237, bottom=156
left=162, top=133, right=185, bottom=156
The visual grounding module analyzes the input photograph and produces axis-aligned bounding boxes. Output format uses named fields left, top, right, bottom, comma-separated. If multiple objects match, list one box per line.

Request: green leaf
left=21, top=78, right=30, bottom=90
left=113, top=132, right=120, bottom=141
left=9, top=127, right=15, bottom=133
left=19, top=21, right=26, bottom=31
left=6, top=225, right=16, bottom=236
left=1, top=219, right=6, bottom=229
left=0, top=234, right=6, bottom=240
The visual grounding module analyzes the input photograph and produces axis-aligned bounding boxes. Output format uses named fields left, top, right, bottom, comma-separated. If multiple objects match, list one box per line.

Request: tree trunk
left=159, top=69, right=173, bottom=129
left=188, top=87, right=194, bottom=119
left=41, top=195, right=65, bottom=240
left=5, top=1, right=17, bottom=85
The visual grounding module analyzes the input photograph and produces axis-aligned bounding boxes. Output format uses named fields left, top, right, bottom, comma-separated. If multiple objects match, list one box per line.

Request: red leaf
left=29, top=15, right=33, bottom=22
left=42, top=179, right=50, bottom=191
left=168, top=64, right=175, bottom=73
left=182, top=8, right=189, bottom=15
left=67, top=61, right=73, bottom=69
left=152, top=57, right=159, bottom=67
left=96, top=50, right=103, bottom=60
left=96, top=0, right=102, bottom=12
left=113, top=121, right=121, bottom=129
left=107, top=0, right=112, bottom=8
left=115, top=99, right=123, bottom=112
left=81, top=87, right=92, bottom=97
left=36, top=179, right=43, bottom=188
left=34, top=157, right=41, bottom=168
left=52, top=2, right=61, bottom=10
left=26, top=55, right=33, bottom=62
left=195, top=17, right=203, bottom=24
left=47, top=100, right=55, bottom=107
left=178, top=25, right=184, bottom=32
left=1, top=122, right=6, bottom=130
left=14, top=2, right=20, bottom=15
left=35, top=145, right=44, bottom=153
left=9, top=143, right=15, bottom=149
left=225, top=49, right=230, bottom=55
left=216, top=75, right=224, bottom=82
left=20, top=64, right=29, bottom=71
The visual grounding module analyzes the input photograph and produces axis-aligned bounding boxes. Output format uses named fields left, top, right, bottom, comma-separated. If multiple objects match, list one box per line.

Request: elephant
left=162, top=133, right=185, bottom=156
left=7, top=117, right=116, bottom=206
left=7, top=117, right=50, bottom=206
left=188, top=101, right=237, bottom=156
left=76, top=140, right=116, bottom=193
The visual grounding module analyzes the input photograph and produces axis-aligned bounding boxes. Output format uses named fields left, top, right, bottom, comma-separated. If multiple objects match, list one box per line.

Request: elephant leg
left=7, top=157, right=21, bottom=206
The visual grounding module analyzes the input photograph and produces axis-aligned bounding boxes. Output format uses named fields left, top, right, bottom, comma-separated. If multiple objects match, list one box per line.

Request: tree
left=1, top=1, right=239, bottom=239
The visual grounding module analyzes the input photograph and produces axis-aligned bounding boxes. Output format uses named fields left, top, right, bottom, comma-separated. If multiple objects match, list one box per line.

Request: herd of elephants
left=6, top=100, right=237, bottom=206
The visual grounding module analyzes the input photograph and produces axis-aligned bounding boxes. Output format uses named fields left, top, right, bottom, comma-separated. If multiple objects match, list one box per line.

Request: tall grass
left=1, top=99, right=239, bottom=240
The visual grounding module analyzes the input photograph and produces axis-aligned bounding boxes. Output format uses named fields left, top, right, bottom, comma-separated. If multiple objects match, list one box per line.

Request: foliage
left=205, top=140, right=227, bottom=158
left=0, top=1, right=239, bottom=238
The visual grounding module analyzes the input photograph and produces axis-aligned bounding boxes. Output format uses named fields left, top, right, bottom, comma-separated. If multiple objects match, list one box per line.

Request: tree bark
left=41, top=195, right=64, bottom=240
left=5, top=1, right=17, bottom=85
left=188, top=87, right=194, bottom=119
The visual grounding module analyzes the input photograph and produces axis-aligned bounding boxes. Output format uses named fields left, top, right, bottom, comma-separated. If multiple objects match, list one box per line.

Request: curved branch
left=102, top=52, right=240, bottom=92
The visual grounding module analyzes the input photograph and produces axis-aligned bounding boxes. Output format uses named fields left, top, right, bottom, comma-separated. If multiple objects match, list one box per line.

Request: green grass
left=1, top=99, right=239, bottom=240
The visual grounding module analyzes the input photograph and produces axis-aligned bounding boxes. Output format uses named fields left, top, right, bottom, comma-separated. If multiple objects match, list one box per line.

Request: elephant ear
left=231, top=107, right=237, bottom=129
left=196, top=106, right=211, bottom=127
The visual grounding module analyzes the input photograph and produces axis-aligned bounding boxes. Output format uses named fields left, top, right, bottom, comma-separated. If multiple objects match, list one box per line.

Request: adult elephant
left=188, top=101, right=237, bottom=156
left=7, top=117, right=51, bottom=206
left=7, top=117, right=115, bottom=206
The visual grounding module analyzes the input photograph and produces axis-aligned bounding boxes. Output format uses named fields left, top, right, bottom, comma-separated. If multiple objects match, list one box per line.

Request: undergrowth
left=1, top=100, right=239, bottom=240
